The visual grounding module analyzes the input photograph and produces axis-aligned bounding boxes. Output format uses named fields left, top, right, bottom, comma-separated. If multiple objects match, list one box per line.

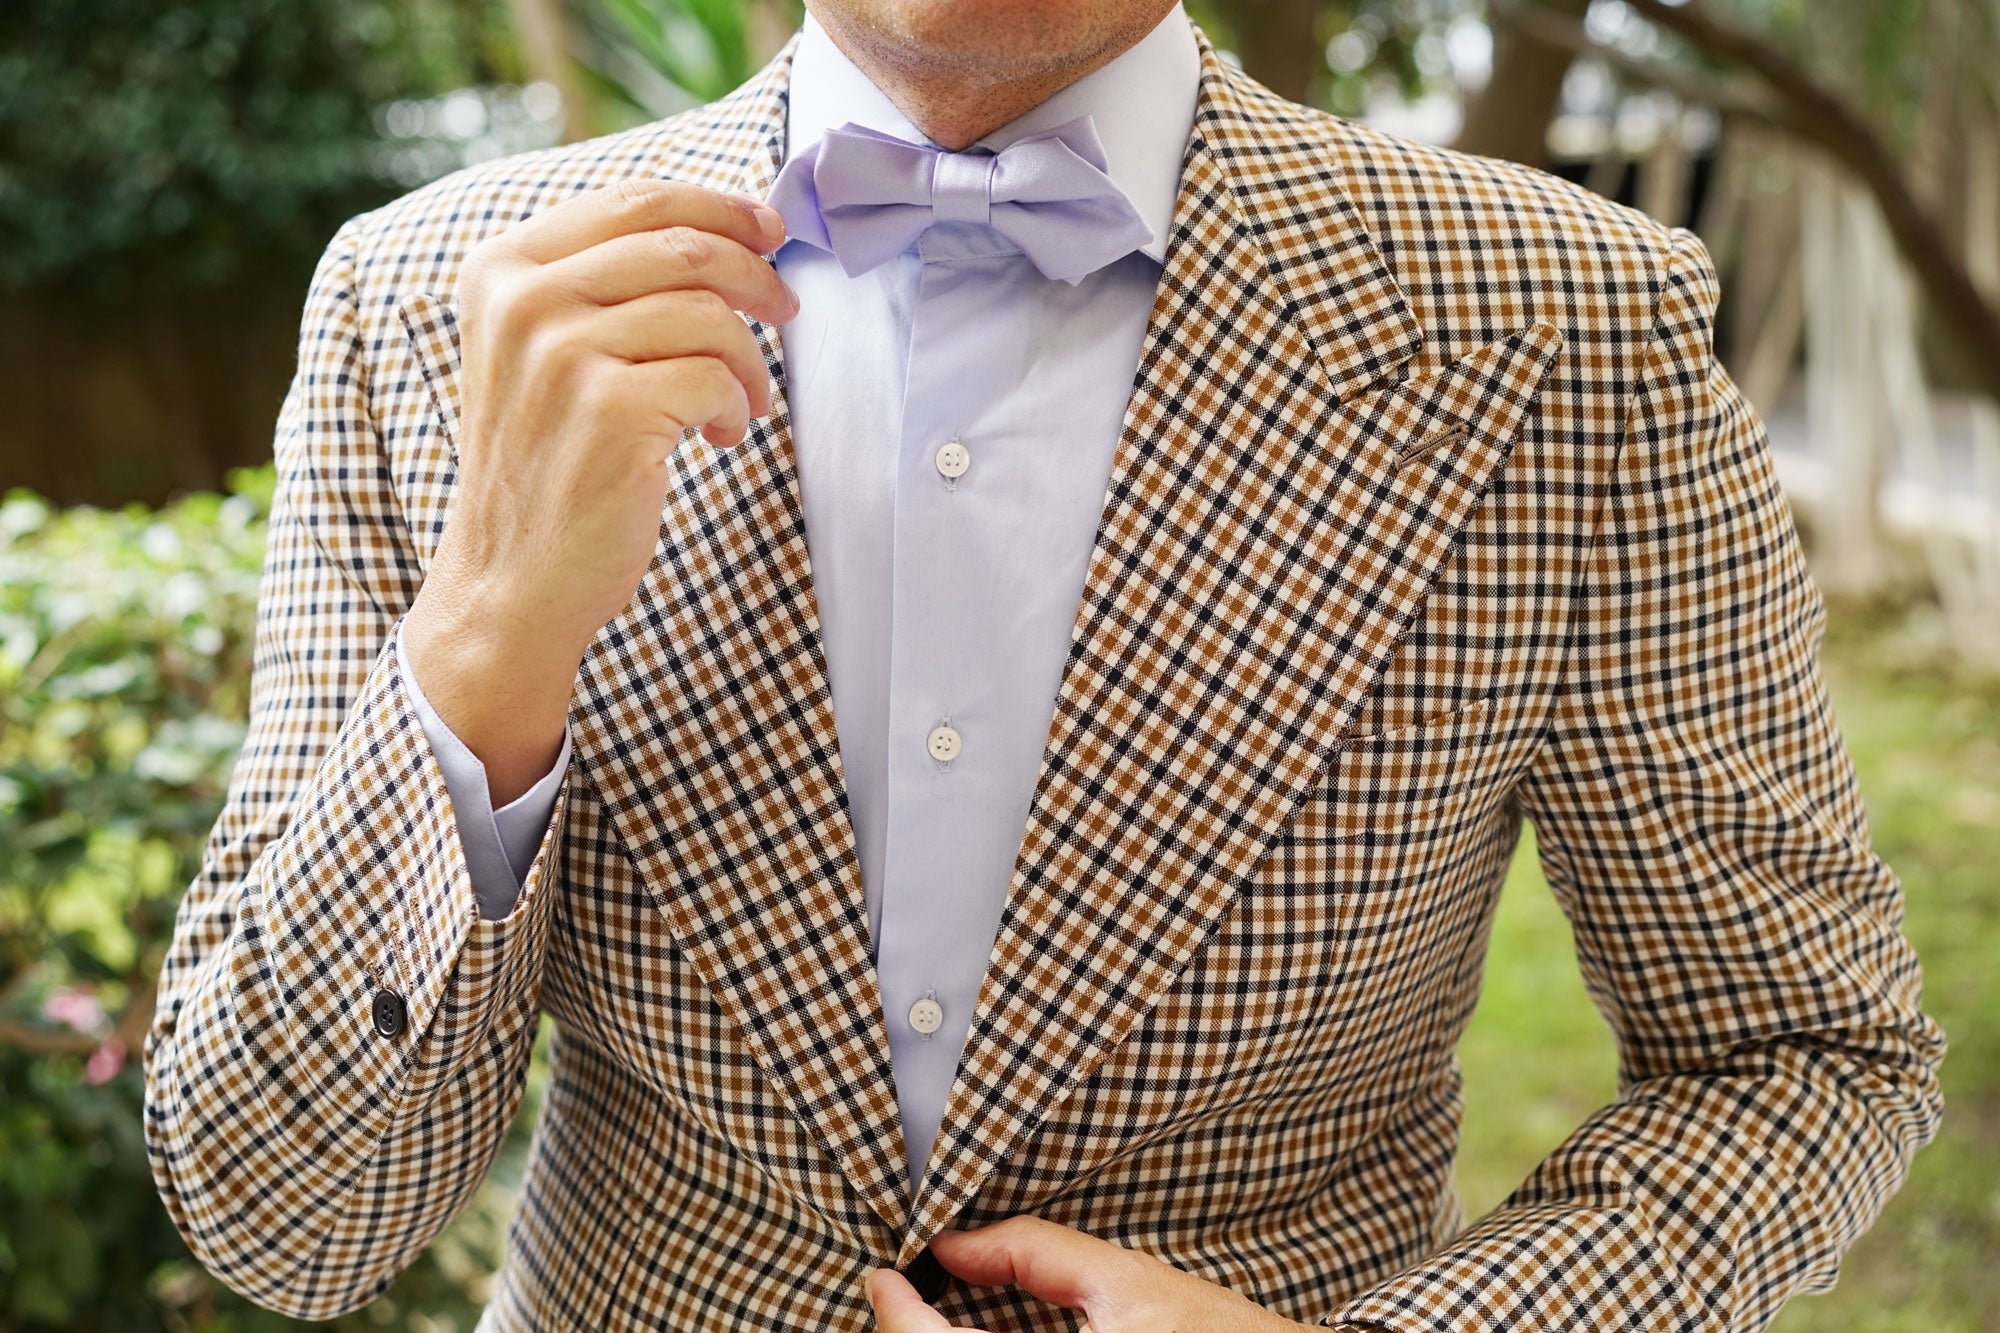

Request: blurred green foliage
left=0, top=478, right=265, bottom=1011
left=0, top=472, right=536, bottom=1331
left=1271, top=0, right=1459, bottom=116
left=584, top=0, right=768, bottom=109
left=0, top=0, right=516, bottom=296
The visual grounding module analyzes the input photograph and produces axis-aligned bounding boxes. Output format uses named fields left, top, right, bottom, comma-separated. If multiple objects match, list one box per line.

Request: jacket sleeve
left=142, top=216, right=574, bottom=1320
left=1324, top=228, right=1945, bottom=1332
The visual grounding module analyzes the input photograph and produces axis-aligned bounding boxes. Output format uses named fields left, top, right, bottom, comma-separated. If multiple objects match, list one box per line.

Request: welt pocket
left=1393, top=421, right=1471, bottom=468
left=1286, top=695, right=1496, bottom=844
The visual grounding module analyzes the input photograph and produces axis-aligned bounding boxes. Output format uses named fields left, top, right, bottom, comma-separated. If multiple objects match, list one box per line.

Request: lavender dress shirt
left=401, top=3, right=1202, bottom=1194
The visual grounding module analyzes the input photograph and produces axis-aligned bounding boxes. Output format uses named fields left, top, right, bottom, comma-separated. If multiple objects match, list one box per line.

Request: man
left=144, top=0, right=1945, bottom=1328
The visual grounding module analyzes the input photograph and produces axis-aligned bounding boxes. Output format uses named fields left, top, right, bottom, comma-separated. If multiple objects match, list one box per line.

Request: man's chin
left=817, top=0, right=1125, bottom=74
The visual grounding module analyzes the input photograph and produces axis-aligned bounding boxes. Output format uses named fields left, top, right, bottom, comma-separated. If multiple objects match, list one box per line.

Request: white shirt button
left=935, top=439, right=971, bottom=479
left=907, top=997, right=944, bottom=1035
left=926, top=724, right=962, bottom=762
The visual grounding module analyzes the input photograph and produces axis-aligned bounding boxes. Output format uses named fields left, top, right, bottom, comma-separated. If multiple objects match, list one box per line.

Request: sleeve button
left=371, top=988, right=408, bottom=1038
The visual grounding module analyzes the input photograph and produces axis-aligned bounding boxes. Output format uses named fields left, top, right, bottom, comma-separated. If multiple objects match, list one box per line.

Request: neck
left=802, top=4, right=1170, bottom=151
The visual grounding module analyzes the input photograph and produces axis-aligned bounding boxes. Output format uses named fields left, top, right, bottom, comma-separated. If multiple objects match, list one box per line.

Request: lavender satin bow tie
left=765, top=113, right=1154, bottom=285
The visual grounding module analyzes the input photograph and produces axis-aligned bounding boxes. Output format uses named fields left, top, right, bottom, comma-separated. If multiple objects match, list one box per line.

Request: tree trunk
left=1800, top=158, right=1891, bottom=599
left=507, top=0, right=595, bottom=142
left=1226, top=0, right=1324, bottom=106
left=1456, top=0, right=1590, bottom=168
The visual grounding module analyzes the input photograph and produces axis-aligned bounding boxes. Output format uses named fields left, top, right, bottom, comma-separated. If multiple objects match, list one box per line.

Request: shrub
left=0, top=0, right=518, bottom=297
left=0, top=469, right=526, bottom=1331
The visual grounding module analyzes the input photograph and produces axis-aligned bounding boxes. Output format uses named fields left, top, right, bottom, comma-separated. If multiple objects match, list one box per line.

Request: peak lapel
left=564, top=35, right=913, bottom=1242
left=899, top=29, right=1561, bottom=1258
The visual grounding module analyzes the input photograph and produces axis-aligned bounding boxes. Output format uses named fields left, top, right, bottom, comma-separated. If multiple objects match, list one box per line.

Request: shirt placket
left=874, top=242, right=1025, bottom=1191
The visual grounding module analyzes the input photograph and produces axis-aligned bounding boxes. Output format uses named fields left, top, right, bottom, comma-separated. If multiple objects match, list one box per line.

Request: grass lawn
left=1456, top=608, right=2000, bottom=1331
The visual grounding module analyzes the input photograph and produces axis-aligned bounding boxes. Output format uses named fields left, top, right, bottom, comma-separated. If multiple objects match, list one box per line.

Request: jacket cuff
left=256, top=624, right=569, bottom=1115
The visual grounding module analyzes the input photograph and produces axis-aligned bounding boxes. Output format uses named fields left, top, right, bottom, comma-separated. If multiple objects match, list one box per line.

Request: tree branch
left=1496, top=1, right=1791, bottom=131
left=0, top=1016, right=102, bottom=1057
left=1614, top=0, right=2000, bottom=403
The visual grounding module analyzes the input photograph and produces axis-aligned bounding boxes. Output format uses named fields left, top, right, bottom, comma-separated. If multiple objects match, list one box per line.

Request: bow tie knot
left=930, top=149, right=1001, bottom=227
left=766, top=114, right=1154, bottom=285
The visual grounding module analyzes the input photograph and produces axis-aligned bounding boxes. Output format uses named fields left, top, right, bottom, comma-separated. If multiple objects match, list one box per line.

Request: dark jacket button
left=371, top=988, right=408, bottom=1038
left=899, top=1244, right=950, bottom=1303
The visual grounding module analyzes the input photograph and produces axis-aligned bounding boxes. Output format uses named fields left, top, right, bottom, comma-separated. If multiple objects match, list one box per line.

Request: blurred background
left=1, top=0, right=1994, bottom=1328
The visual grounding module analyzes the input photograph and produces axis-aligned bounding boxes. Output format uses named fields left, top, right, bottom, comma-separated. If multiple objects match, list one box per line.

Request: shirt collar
left=783, top=4, right=1200, bottom=263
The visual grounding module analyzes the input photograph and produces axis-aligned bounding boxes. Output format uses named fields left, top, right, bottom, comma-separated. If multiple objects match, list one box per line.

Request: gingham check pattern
left=145, top=17, right=1945, bottom=1331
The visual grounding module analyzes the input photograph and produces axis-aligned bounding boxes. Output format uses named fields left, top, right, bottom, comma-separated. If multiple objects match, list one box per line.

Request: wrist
left=403, top=569, right=581, bottom=804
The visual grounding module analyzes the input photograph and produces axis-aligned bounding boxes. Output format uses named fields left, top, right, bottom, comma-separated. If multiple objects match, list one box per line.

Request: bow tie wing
left=810, top=125, right=941, bottom=277
left=987, top=121, right=1155, bottom=284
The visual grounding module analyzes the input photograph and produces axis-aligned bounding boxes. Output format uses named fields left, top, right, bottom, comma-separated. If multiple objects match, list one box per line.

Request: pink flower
left=85, top=1038, right=127, bottom=1086
left=42, top=985, right=107, bottom=1034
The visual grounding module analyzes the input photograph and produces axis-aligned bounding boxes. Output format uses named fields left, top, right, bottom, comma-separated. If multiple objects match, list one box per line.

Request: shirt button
left=371, top=988, right=408, bottom=1038
left=907, top=997, right=945, bottom=1035
left=935, top=439, right=971, bottom=479
left=926, top=725, right=962, bottom=762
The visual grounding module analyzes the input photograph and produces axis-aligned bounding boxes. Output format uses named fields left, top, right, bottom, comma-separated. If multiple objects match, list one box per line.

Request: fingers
left=621, top=355, right=753, bottom=449
left=926, top=1218, right=1118, bottom=1313
left=582, top=289, right=774, bottom=417
left=864, top=1269, right=964, bottom=1332
left=506, top=178, right=786, bottom=265
left=546, top=222, right=798, bottom=321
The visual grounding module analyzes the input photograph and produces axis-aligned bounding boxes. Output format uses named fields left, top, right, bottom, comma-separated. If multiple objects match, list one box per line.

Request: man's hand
left=864, top=1216, right=1311, bottom=1331
left=402, top=179, right=797, bottom=802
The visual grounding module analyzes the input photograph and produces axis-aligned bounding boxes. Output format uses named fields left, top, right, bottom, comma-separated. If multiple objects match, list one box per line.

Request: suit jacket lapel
left=899, top=28, right=1561, bottom=1258
left=557, top=38, right=916, bottom=1243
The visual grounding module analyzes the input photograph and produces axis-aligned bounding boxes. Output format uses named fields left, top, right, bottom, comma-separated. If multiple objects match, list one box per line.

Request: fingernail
left=755, top=204, right=786, bottom=245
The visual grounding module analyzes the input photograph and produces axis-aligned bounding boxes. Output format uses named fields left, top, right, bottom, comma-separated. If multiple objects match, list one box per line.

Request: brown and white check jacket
left=145, top=17, right=1944, bottom=1332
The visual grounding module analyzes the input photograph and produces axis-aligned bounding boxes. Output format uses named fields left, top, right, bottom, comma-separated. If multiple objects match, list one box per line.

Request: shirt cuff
left=395, top=619, right=571, bottom=919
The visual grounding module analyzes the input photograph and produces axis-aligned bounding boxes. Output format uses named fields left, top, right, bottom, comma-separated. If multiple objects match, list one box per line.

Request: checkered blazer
left=144, top=17, right=1944, bottom=1332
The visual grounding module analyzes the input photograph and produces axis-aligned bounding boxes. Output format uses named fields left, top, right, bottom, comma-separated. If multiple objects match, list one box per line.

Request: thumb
left=927, top=1217, right=1122, bottom=1313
